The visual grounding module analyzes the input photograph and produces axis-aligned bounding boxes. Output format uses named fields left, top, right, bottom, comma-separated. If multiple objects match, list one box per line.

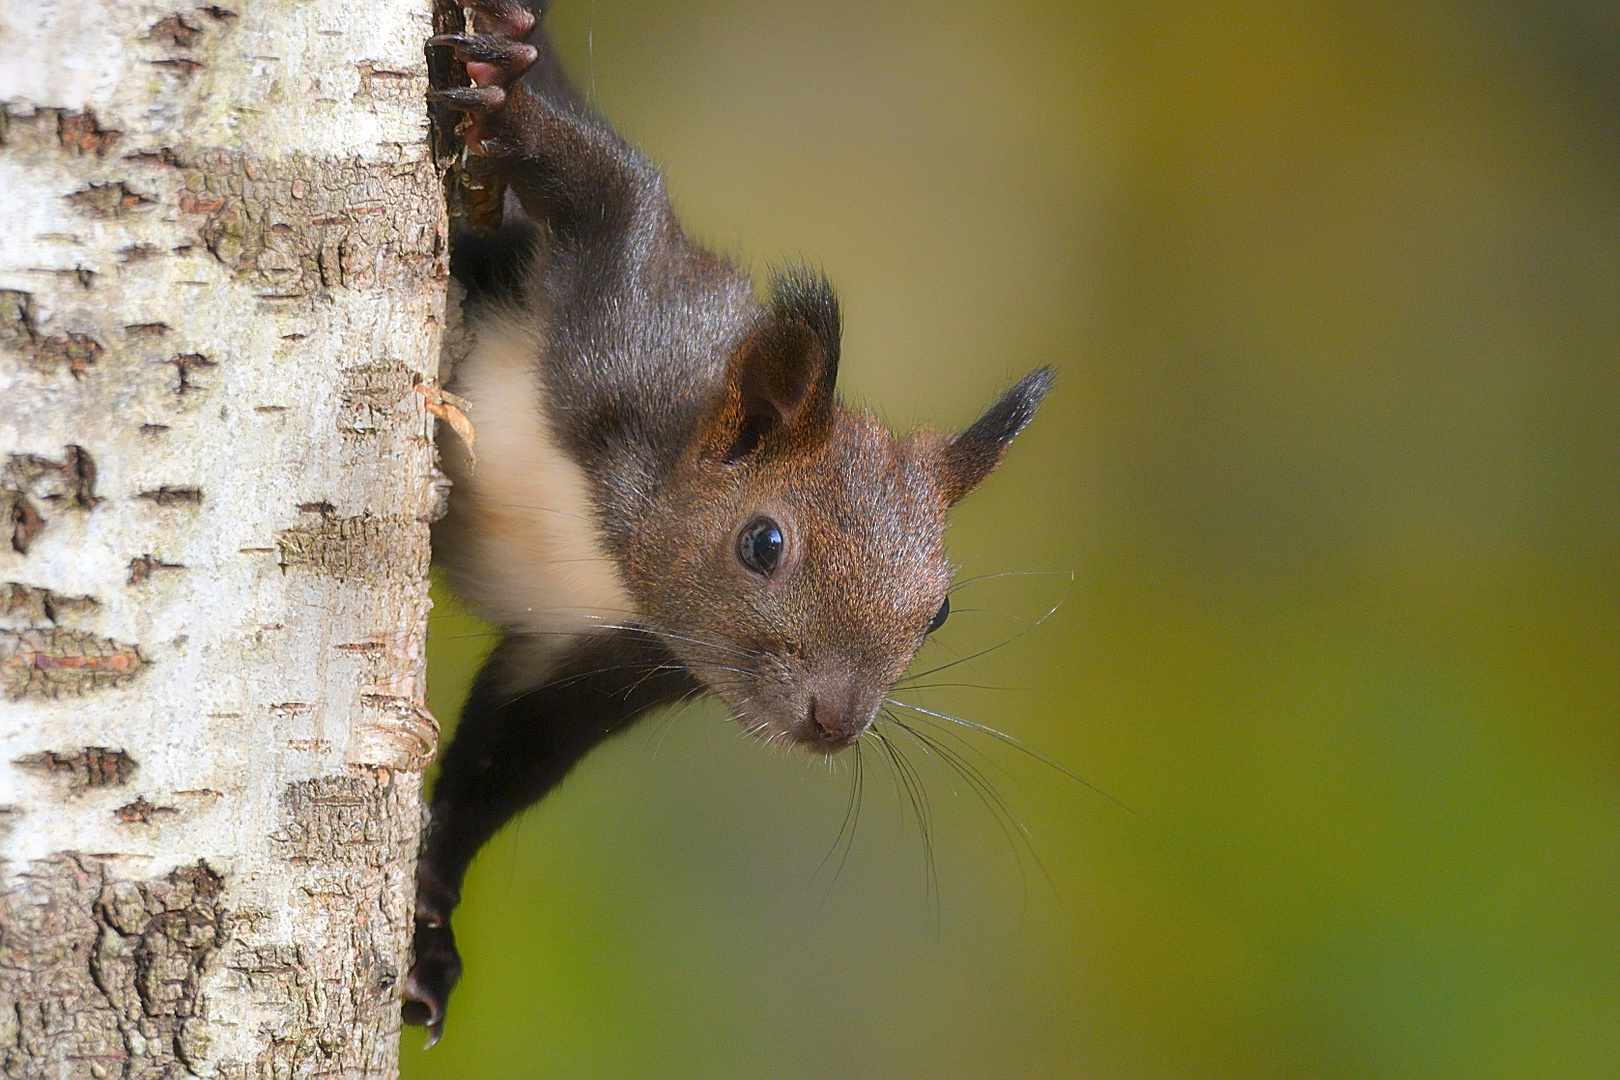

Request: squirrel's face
left=638, top=415, right=954, bottom=751
left=627, top=271, right=1052, bottom=754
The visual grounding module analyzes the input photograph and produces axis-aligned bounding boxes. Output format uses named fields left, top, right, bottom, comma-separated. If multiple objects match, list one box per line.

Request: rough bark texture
left=0, top=2, right=447, bottom=1077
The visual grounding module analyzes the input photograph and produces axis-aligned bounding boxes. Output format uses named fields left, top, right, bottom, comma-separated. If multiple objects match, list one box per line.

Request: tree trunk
left=0, top=2, right=447, bottom=1077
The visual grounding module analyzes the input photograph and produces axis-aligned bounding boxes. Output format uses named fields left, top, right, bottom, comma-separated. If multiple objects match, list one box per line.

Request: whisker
left=896, top=681, right=1027, bottom=693
left=948, top=569, right=1074, bottom=594
left=815, top=742, right=865, bottom=908
left=870, top=728, right=939, bottom=919
left=574, top=617, right=769, bottom=662
left=884, top=713, right=1051, bottom=906
left=491, top=659, right=692, bottom=713
left=649, top=685, right=709, bottom=763
left=894, top=588, right=1072, bottom=688
left=884, top=698, right=1138, bottom=819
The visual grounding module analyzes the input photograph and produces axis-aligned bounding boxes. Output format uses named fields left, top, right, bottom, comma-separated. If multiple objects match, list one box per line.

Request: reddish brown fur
left=631, top=404, right=955, bottom=749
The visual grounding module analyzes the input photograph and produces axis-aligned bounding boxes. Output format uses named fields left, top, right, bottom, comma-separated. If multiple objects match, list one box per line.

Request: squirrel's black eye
left=738, top=517, right=783, bottom=577
left=927, top=596, right=950, bottom=633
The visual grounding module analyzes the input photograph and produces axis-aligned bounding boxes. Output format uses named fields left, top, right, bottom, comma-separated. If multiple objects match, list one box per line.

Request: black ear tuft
left=729, top=268, right=841, bottom=443
left=768, top=265, right=842, bottom=380
left=940, top=367, right=1054, bottom=504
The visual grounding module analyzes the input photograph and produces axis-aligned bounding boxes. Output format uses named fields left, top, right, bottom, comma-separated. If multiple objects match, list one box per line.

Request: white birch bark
left=0, top=1, right=447, bottom=1076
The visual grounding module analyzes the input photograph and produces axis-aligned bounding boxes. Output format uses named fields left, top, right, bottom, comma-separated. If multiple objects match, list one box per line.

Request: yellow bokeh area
left=403, top=2, right=1620, bottom=1077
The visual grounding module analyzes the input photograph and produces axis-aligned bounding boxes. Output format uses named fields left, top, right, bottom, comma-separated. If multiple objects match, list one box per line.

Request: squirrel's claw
left=428, top=86, right=507, bottom=115
left=401, top=920, right=463, bottom=1047
left=428, top=34, right=538, bottom=86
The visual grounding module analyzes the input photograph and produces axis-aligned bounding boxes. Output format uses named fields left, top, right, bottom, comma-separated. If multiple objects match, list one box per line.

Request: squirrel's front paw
left=428, top=0, right=540, bottom=153
left=401, top=919, right=464, bottom=1048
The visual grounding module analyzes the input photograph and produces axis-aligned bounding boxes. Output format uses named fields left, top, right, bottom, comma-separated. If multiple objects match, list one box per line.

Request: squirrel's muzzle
left=806, top=677, right=879, bottom=749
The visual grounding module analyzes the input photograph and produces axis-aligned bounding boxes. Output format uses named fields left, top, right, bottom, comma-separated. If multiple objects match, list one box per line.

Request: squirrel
left=406, top=0, right=1054, bottom=1044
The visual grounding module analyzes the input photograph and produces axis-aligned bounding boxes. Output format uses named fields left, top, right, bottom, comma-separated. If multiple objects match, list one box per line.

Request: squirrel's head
left=629, top=269, right=1053, bottom=753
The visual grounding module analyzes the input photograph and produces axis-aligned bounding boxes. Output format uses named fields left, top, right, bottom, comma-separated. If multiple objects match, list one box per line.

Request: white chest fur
left=433, top=313, right=637, bottom=682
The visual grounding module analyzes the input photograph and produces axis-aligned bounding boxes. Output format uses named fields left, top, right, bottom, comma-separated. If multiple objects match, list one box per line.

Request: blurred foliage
left=401, top=1, right=1620, bottom=1077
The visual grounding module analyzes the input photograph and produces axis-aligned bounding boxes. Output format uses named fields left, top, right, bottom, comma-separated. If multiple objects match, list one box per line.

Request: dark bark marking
left=13, top=747, right=138, bottom=790
left=66, top=181, right=155, bottom=218
left=166, top=353, right=216, bottom=395
left=124, top=146, right=181, bottom=167
left=133, top=487, right=201, bottom=507
left=117, top=243, right=163, bottom=263
left=56, top=110, right=122, bottom=156
left=2, top=490, right=45, bottom=554
left=147, top=13, right=203, bottom=47
left=126, top=555, right=185, bottom=584
left=2, top=289, right=105, bottom=376
left=150, top=58, right=206, bottom=80
left=0, top=106, right=120, bottom=157
left=2, top=449, right=100, bottom=549
left=0, top=582, right=99, bottom=625
left=113, top=796, right=178, bottom=824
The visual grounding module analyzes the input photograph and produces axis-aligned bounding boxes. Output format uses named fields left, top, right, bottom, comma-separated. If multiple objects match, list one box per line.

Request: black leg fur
left=450, top=214, right=540, bottom=303
left=403, top=630, right=698, bottom=1043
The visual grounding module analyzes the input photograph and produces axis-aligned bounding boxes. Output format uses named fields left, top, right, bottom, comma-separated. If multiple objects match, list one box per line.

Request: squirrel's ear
left=939, top=367, right=1054, bottom=504
left=719, top=269, right=841, bottom=459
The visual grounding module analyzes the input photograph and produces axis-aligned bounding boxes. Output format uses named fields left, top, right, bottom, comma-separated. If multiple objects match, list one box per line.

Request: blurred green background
left=402, top=1, right=1620, bottom=1077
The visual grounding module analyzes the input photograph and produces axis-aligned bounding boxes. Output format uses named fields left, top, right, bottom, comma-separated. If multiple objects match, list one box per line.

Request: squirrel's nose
left=809, top=689, right=869, bottom=744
